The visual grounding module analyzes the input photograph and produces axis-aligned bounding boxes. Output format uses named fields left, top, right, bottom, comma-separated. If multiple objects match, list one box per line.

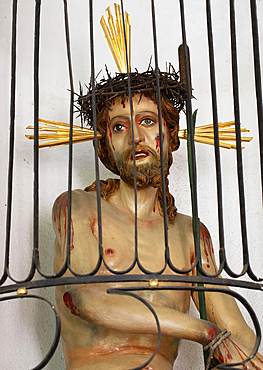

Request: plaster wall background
left=0, top=0, right=263, bottom=369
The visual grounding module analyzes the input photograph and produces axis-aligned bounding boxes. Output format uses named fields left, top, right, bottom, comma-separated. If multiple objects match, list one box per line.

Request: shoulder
left=169, top=213, right=212, bottom=248
left=172, top=212, right=193, bottom=235
left=53, top=189, right=97, bottom=205
left=199, top=221, right=212, bottom=240
left=168, top=212, right=194, bottom=246
left=174, top=212, right=192, bottom=225
left=173, top=213, right=211, bottom=239
left=52, top=189, right=98, bottom=220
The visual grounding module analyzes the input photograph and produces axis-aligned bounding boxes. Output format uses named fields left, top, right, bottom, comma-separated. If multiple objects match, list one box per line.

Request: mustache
left=117, top=152, right=168, bottom=189
left=122, top=145, right=158, bottom=165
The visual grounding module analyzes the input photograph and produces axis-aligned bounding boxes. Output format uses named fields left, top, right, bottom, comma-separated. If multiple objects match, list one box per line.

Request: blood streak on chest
left=200, top=223, right=217, bottom=273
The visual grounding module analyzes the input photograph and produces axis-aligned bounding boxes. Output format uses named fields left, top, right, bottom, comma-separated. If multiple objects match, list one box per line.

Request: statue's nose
left=128, top=123, right=145, bottom=145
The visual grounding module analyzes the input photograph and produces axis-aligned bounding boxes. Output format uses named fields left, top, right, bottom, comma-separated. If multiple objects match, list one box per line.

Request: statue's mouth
left=131, top=150, right=150, bottom=161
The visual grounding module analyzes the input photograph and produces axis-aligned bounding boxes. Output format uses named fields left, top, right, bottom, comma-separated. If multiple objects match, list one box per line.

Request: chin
left=118, top=158, right=168, bottom=189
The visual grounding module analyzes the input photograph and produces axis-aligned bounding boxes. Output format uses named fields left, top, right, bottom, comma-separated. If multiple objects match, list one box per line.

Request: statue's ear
left=170, top=125, right=180, bottom=152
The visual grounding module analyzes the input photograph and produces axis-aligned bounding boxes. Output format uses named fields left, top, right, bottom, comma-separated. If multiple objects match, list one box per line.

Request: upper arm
left=52, top=190, right=100, bottom=275
left=192, top=222, right=256, bottom=347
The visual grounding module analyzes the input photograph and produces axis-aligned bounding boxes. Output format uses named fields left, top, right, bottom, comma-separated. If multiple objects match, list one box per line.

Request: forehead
left=108, top=94, right=158, bottom=120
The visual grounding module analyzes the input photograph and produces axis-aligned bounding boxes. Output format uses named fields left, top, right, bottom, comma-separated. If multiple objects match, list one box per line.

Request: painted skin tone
left=53, top=95, right=263, bottom=370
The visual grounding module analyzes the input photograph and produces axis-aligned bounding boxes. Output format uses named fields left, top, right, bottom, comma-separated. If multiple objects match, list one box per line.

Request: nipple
left=105, top=248, right=115, bottom=256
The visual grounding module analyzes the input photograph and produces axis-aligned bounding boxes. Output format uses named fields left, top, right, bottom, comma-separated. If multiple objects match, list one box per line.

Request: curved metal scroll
left=1, top=0, right=263, bottom=369
left=108, top=289, right=162, bottom=370
left=0, top=294, right=61, bottom=370
left=108, top=285, right=261, bottom=370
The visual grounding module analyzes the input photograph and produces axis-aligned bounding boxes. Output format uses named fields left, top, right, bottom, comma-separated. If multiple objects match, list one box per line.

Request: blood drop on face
left=155, top=133, right=164, bottom=153
left=155, top=137, right=160, bottom=152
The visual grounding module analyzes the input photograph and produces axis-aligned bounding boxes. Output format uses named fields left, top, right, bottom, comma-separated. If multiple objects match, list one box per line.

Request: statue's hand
left=213, top=335, right=263, bottom=369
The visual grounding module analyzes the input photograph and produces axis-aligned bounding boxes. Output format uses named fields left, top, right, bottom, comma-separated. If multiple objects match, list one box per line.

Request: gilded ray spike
left=178, top=121, right=253, bottom=150
left=100, top=3, right=131, bottom=73
left=25, top=119, right=102, bottom=148
left=26, top=119, right=252, bottom=150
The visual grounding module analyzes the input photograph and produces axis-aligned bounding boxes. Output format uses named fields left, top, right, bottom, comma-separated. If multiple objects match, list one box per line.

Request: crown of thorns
left=76, top=67, right=187, bottom=128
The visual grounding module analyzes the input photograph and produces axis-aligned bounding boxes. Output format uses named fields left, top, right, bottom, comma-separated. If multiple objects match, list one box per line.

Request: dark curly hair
left=78, top=69, right=187, bottom=223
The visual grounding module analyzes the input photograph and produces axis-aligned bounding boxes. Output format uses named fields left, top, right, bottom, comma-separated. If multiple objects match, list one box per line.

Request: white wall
left=0, top=1, right=263, bottom=369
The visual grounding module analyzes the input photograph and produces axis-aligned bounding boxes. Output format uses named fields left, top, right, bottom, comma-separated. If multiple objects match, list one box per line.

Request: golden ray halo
left=26, top=119, right=252, bottom=149
left=100, top=3, right=131, bottom=73
left=25, top=4, right=252, bottom=150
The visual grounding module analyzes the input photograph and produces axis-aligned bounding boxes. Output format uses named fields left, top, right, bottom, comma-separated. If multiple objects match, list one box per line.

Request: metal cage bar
left=1, top=0, right=262, bottom=369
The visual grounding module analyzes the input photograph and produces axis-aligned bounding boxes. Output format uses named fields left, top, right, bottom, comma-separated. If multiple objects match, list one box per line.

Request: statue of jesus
left=52, top=70, right=263, bottom=370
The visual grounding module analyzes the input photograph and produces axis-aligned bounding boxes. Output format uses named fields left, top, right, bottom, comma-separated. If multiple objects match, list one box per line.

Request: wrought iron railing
left=1, top=1, right=263, bottom=369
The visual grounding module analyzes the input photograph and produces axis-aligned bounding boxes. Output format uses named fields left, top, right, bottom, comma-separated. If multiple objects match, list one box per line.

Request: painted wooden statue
left=50, top=5, right=263, bottom=370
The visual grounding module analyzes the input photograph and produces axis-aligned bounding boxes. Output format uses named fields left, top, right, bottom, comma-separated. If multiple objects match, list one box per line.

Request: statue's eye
left=113, top=123, right=126, bottom=132
left=140, top=118, right=156, bottom=126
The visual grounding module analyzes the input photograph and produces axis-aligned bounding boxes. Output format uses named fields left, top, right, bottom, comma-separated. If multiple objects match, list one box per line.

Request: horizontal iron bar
left=0, top=274, right=262, bottom=295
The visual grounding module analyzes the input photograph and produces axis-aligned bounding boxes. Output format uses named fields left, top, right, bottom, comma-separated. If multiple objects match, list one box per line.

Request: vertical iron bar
left=179, top=0, right=201, bottom=265
left=179, top=3, right=208, bottom=366
left=63, top=0, right=74, bottom=270
left=250, top=0, right=263, bottom=202
left=89, top=0, right=104, bottom=264
left=247, top=0, right=263, bottom=281
left=229, top=0, right=249, bottom=274
left=3, top=0, right=18, bottom=284
left=120, top=0, right=139, bottom=267
left=205, top=0, right=227, bottom=274
left=150, top=0, right=169, bottom=257
left=33, top=0, right=41, bottom=273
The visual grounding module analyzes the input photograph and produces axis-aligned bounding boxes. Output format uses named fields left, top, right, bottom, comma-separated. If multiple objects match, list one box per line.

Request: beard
left=115, top=145, right=169, bottom=190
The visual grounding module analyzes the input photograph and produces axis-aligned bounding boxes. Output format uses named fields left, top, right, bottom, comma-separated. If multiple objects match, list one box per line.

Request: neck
left=114, top=179, right=159, bottom=219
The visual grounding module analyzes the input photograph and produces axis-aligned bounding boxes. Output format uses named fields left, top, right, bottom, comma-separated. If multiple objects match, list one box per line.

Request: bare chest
left=96, top=210, right=192, bottom=275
